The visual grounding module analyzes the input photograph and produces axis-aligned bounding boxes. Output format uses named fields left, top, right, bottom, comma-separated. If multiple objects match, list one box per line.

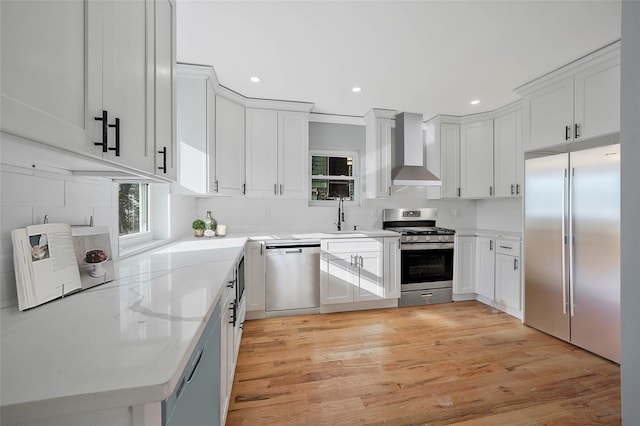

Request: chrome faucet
left=336, top=197, right=345, bottom=231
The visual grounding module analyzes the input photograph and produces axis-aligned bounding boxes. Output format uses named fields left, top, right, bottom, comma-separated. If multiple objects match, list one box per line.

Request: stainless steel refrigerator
left=524, top=144, right=620, bottom=363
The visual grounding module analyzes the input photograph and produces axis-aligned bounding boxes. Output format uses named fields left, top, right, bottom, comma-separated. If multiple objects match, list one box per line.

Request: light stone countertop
left=454, top=228, right=522, bottom=240
left=0, top=229, right=399, bottom=423
left=0, top=236, right=247, bottom=423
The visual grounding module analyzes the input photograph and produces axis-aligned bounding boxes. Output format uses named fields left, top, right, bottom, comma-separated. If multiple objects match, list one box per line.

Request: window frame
left=118, top=183, right=153, bottom=250
left=309, top=149, right=360, bottom=206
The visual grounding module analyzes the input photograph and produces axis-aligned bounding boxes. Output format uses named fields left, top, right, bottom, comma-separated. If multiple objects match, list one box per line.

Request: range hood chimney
left=392, top=112, right=441, bottom=186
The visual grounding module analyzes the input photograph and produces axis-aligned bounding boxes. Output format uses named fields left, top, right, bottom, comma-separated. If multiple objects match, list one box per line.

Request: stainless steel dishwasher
left=265, top=240, right=320, bottom=317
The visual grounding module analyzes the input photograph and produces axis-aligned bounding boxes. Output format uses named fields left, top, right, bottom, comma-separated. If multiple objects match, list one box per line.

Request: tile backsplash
left=0, top=164, right=119, bottom=305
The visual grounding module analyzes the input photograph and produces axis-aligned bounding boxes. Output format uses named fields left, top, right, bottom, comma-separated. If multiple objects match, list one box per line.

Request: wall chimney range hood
left=392, top=112, right=441, bottom=186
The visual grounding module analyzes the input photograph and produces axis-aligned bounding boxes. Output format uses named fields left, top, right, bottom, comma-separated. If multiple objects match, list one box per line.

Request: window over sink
left=310, top=150, right=359, bottom=204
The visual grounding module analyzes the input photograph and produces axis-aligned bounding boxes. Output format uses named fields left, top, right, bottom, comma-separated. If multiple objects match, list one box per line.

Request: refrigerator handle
left=562, top=168, right=568, bottom=315
left=569, top=167, right=576, bottom=317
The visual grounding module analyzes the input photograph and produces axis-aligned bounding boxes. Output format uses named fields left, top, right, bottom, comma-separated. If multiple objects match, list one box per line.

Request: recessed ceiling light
left=352, top=86, right=362, bottom=93
left=470, top=99, right=480, bottom=105
left=250, top=76, right=261, bottom=83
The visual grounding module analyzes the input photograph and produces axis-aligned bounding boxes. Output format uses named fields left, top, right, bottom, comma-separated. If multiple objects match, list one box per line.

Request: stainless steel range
left=382, top=208, right=455, bottom=307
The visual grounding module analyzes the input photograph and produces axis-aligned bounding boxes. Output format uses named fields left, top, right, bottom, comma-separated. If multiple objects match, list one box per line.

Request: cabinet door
left=165, top=311, right=220, bottom=426
left=364, top=113, right=393, bottom=199
left=154, top=0, right=177, bottom=180
left=1, top=1, right=92, bottom=155
left=99, top=0, right=155, bottom=172
left=353, top=251, right=384, bottom=302
left=207, top=82, right=217, bottom=193
left=177, top=76, right=208, bottom=193
left=245, top=242, right=265, bottom=312
left=234, top=297, right=246, bottom=360
left=460, top=120, right=494, bottom=198
left=440, top=123, right=460, bottom=198
left=574, top=57, right=620, bottom=140
left=216, top=96, right=246, bottom=196
left=245, top=108, right=278, bottom=198
left=219, top=288, right=235, bottom=425
left=494, top=111, right=522, bottom=197
left=495, top=254, right=521, bottom=311
left=475, top=237, right=495, bottom=300
left=524, top=76, right=574, bottom=151
left=278, top=111, right=309, bottom=199
left=454, top=236, right=476, bottom=294
left=321, top=253, right=354, bottom=305
left=384, top=238, right=401, bottom=300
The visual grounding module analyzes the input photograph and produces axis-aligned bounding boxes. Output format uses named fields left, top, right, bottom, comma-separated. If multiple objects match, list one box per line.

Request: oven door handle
left=400, top=243, right=455, bottom=250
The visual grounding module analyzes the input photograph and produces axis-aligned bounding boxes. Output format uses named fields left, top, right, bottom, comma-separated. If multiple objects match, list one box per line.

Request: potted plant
left=192, top=219, right=206, bottom=237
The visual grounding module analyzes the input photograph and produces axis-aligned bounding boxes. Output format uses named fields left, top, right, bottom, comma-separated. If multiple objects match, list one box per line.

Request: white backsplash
left=196, top=186, right=478, bottom=235
left=476, top=198, right=523, bottom=233
left=0, top=165, right=197, bottom=306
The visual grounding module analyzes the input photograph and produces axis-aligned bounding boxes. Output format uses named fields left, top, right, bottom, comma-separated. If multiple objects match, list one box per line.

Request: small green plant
left=192, top=219, right=206, bottom=230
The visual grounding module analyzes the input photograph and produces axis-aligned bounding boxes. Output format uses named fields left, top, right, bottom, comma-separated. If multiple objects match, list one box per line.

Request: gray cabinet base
left=400, top=288, right=453, bottom=307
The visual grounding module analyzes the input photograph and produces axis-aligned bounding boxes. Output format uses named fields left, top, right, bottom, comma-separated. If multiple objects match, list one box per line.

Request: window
left=310, top=150, right=358, bottom=203
left=118, top=183, right=149, bottom=236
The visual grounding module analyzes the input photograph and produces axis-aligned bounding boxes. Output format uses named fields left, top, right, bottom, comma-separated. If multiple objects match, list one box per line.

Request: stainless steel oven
left=383, top=208, right=455, bottom=307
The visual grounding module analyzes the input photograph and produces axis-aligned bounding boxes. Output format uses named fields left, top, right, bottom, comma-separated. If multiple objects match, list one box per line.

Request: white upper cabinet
left=1, top=0, right=177, bottom=180
left=440, top=122, right=461, bottom=199
left=460, top=119, right=494, bottom=199
left=573, top=56, right=620, bottom=140
left=246, top=109, right=279, bottom=197
left=523, top=77, right=574, bottom=151
left=1, top=1, right=91, bottom=154
left=519, top=42, right=620, bottom=152
left=154, top=0, right=177, bottom=180
left=494, top=109, right=523, bottom=197
left=88, top=0, right=155, bottom=173
left=364, top=109, right=395, bottom=199
left=177, top=68, right=210, bottom=193
left=215, top=95, right=246, bottom=196
left=245, top=106, right=310, bottom=199
left=278, top=111, right=309, bottom=198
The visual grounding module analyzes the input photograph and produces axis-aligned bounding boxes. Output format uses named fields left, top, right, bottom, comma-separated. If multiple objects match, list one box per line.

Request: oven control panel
left=401, top=234, right=455, bottom=244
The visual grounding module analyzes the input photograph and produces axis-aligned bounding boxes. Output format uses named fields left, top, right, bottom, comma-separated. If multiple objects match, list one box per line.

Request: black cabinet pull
left=107, top=117, right=120, bottom=156
left=516, top=184, right=520, bottom=195
left=575, top=123, right=580, bottom=139
left=94, top=110, right=108, bottom=152
left=158, top=147, right=167, bottom=173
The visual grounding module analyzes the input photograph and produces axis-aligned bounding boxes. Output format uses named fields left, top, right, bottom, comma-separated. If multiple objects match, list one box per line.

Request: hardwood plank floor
left=227, top=301, right=620, bottom=425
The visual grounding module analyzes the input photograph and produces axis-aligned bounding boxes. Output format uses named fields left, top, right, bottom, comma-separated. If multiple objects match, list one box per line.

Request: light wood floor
left=227, top=301, right=620, bottom=425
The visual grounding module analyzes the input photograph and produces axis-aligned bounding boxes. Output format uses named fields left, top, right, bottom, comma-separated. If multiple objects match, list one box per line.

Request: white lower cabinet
left=245, top=241, right=266, bottom=315
left=321, top=238, right=385, bottom=305
left=494, top=240, right=521, bottom=313
left=453, top=236, right=476, bottom=296
left=461, top=235, right=522, bottom=318
left=383, top=237, right=401, bottom=299
left=475, top=237, right=496, bottom=301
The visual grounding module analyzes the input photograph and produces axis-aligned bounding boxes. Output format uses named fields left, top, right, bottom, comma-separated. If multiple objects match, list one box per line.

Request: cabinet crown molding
left=514, top=40, right=620, bottom=97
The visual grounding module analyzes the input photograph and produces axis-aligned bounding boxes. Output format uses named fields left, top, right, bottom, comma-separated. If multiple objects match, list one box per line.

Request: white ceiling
left=176, top=1, right=621, bottom=120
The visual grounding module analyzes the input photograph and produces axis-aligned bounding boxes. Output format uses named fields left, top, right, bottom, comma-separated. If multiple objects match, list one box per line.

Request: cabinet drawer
left=496, top=239, right=520, bottom=256
left=322, top=238, right=383, bottom=253
left=400, top=288, right=453, bottom=307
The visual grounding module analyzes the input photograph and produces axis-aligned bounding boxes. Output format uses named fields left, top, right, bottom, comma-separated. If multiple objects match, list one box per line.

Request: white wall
left=620, top=1, right=640, bottom=423
left=475, top=198, right=523, bottom=233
